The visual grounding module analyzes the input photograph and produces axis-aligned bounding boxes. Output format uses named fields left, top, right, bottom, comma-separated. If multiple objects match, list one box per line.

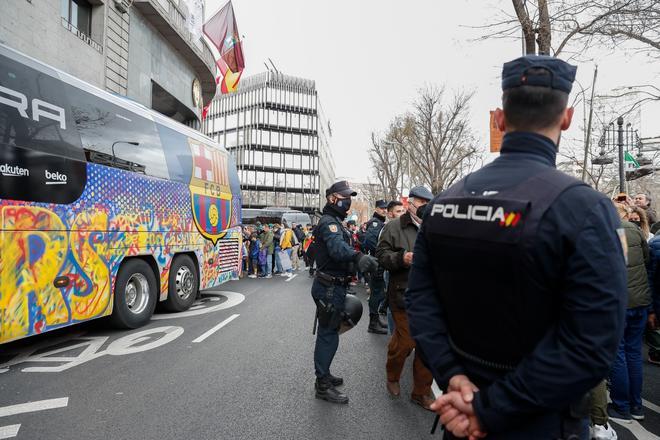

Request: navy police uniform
left=406, top=56, right=627, bottom=439
left=312, top=181, right=377, bottom=404
left=363, top=200, right=389, bottom=334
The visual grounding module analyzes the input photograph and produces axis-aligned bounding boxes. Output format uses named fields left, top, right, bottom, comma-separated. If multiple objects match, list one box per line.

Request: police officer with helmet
left=312, top=180, right=379, bottom=404
left=406, top=56, right=627, bottom=439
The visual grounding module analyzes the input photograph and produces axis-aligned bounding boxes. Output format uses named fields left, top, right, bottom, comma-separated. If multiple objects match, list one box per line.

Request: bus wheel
left=110, top=259, right=158, bottom=329
left=163, top=255, right=199, bottom=312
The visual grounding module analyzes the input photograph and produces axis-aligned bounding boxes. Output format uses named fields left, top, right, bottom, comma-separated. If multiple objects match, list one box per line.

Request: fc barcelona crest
left=188, top=138, right=233, bottom=244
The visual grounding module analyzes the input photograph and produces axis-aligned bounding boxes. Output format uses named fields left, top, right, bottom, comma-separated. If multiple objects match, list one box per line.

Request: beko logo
left=0, top=85, right=66, bottom=130
left=45, top=170, right=68, bottom=185
left=0, top=163, right=29, bottom=177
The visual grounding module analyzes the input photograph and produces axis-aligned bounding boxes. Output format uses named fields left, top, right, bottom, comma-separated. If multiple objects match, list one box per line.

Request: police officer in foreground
left=312, top=181, right=379, bottom=404
left=362, top=199, right=389, bottom=334
left=406, top=56, right=627, bottom=439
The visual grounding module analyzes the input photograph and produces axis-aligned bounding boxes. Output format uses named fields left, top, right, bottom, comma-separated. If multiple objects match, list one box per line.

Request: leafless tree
left=406, top=86, right=482, bottom=193
left=477, top=0, right=660, bottom=58
left=368, top=86, right=482, bottom=195
left=368, top=124, right=410, bottom=200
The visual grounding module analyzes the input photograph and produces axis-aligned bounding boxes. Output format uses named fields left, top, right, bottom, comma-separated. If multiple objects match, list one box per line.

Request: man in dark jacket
left=407, top=56, right=626, bottom=439
left=377, top=186, right=434, bottom=410
left=362, top=200, right=389, bottom=334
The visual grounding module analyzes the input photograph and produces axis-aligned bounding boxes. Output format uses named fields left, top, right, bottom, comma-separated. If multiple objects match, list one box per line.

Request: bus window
left=0, top=51, right=87, bottom=204
left=66, top=86, right=169, bottom=179
left=155, top=122, right=193, bottom=183
left=0, top=53, right=84, bottom=160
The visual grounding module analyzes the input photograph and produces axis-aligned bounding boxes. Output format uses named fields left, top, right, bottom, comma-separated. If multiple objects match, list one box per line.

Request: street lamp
left=111, top=141, right=140, bottom=158
left=592, top=127, right=614, bottom=166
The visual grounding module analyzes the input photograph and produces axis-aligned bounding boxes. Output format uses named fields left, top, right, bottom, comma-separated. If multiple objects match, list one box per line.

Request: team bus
left=0, top=44, right=243, bottom=344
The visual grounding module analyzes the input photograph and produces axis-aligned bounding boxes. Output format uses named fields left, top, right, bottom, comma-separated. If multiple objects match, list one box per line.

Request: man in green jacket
left=261, top=224, right=275, bottom=278
left=376, top=186, right=434, bottom=411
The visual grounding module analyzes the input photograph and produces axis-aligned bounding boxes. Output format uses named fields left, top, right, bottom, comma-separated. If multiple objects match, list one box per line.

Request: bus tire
left=163, top=254, right=199, bottom=312
left=110, top=259, right=158, bottom=329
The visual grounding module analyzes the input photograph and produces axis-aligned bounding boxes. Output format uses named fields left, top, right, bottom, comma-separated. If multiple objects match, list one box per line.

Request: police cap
left=502, top=55, right=577, bottom=94
left=375, top=199, right=388, bottom=209
left=325, top=180, right=357, bottom=197
left=409, top=186, right=433, bottom=201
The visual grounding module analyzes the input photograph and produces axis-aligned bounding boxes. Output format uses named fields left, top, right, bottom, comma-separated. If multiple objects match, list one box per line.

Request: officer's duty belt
left=315, top=271, right=351, bottom=286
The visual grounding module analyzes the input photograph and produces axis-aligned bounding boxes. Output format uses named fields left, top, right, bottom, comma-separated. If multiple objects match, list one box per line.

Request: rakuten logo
left=45, top=170, right=68, bottom=185
left=430, top=203, right=521, bottom=227
left=0, top=163, right=29, bottom=177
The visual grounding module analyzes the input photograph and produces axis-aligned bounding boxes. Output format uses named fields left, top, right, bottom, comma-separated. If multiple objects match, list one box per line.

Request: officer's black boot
left=368, top=314, right=387, bottom=334
left=328, top=373, right=343, bottom=386
left=315, top=377, right=348, bottom=404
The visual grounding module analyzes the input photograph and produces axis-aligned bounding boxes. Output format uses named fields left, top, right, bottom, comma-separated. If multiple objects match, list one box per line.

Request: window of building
left=272, top=152, right=281, bottom=168
left=265, top=172, right=274, bottom=186
left=61, top=0, right=92, bottom=36
left=268, top=109, right=277, bottom=125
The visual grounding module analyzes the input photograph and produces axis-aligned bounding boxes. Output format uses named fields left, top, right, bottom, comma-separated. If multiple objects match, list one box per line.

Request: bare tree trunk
left=537, top=0, right=552, bottom=54
left=512, top=0, right=537, bottom=54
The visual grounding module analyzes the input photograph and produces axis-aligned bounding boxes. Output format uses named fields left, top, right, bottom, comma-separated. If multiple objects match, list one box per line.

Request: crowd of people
left=240, top=221, right=313, bottom=279
left=298, top=55, right=660, bottom=440
left=591, top=191, right=660, bottom=438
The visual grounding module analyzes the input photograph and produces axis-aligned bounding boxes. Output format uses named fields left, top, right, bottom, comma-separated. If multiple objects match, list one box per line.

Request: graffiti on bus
left=0, top=163, right=242, bottom=343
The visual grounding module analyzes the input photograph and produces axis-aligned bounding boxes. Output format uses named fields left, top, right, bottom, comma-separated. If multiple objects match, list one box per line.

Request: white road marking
left=285, top=274, right=297, bottom=282
left=2, top=327, right=183, bottom=373
left=0, top=425, right=20, bottom=439
left=643, top=398, right=660, bottom=415
left=152, top=291, right=245, bottom=320
left=0, top=397, right=68, bottom=418
left=611, top=419, right=660, bottom=440
left=192, top=314, right=240, bottom=343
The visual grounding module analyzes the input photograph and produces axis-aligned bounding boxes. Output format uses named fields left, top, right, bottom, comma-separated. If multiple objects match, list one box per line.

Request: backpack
left=280, top=229, right=293, bottom=249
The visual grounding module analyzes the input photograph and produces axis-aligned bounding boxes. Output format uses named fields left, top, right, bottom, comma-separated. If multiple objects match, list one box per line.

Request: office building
left=203, top=71, right=336, bottom=213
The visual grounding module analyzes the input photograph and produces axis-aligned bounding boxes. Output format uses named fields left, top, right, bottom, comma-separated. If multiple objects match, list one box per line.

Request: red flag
left=203, top=1, right=245, bottom=94
left=202, top=74, right=221, bottom=121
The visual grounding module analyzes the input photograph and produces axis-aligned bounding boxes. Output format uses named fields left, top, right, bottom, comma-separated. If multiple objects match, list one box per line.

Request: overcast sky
left=204, top=0, right=660, bottom=183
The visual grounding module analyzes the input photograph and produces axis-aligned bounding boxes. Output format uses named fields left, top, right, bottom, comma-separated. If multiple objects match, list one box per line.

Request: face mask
left=334, top=197, right=352, bottom=214
left=416, top=204, right=428, bottom=218
left=631, top=220, right=641, bottom=227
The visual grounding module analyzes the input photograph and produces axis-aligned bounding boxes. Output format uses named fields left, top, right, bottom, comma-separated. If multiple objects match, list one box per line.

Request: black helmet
left=339, top=294, right=363, bottom=334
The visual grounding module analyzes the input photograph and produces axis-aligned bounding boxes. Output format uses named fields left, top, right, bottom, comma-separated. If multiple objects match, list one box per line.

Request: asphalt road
left=0, top=272, right=658, bottom=440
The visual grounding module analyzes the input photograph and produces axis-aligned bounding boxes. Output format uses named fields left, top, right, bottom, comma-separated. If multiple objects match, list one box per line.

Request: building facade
left=1, top=0, right=215, bottom=126
left=203, top=71, right=336, bottom=213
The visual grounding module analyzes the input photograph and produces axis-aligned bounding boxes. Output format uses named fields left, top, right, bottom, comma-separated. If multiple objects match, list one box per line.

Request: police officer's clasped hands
left=431, top=375, right=485, bottom=439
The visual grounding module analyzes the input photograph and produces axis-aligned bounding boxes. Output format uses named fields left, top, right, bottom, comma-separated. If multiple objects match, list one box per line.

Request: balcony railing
left=60, top=17, right=103, bottom=53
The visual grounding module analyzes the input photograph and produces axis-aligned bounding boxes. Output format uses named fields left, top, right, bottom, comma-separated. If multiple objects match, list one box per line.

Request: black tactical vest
left=424, top=168, right=586, bottom=369
left=313, top=214, right=354, bottom=276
